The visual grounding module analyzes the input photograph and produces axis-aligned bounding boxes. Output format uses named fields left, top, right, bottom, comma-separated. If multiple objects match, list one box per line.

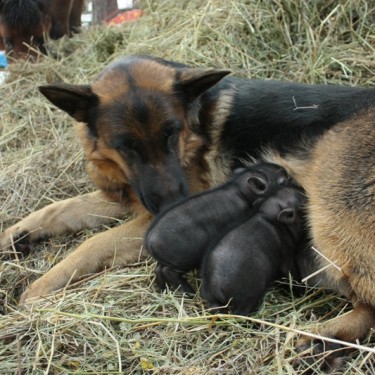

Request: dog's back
left=204, top=77, right=375, bottom=174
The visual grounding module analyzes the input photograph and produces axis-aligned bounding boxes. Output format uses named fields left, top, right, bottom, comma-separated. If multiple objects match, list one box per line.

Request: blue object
left=0, top=51, right=8, bottom=68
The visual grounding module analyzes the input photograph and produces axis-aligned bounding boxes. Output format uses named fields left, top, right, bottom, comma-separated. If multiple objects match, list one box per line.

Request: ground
left=1, top=1, right=375, bottom=373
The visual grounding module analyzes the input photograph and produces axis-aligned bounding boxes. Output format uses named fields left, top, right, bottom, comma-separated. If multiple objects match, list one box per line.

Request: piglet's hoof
left=155, top=264, right=196, bottom=295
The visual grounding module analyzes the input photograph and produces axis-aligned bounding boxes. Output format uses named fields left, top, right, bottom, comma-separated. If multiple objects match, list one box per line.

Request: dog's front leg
left=0, top=190, right=127, bottom=254
left=19, top=212, right=153, bottom=303
left=295, top=300, right=375, bottom=370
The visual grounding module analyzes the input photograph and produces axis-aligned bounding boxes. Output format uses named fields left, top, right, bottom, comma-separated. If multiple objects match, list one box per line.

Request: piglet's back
left=145, top=163, right=290, bottom=270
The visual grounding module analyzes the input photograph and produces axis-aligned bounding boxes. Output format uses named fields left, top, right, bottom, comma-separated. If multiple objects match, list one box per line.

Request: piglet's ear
left=39, top=83, right=98, bottom=123
left=177, top=68, right=231, bottom=102
left=247, top=175, right=268, bottom=195
left=278, top=208, right=296, bottom=224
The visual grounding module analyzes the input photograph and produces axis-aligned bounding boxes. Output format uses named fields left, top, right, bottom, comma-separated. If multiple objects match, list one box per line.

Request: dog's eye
left=112, top=137, right=135, bottom=153
left=165, top=127, right=180, bottom=150
left=121, top=145, right=137, bottom=156
left=164, top=120, right=182, bottom=137
left=117, top=144, right=138, bottom=162
left=164, top=128, right=174, bottom=139
left=121, top=142, right=133, bottom=151
left=163, top=121, right=182, bottom=152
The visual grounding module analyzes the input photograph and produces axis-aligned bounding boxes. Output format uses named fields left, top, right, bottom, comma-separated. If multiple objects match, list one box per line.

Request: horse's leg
left=49, top=0, right=73, bottom=39
left=69, top=0, right=84, bottom=34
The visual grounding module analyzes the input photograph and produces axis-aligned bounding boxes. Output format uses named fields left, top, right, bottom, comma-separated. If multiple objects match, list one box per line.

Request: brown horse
left=0, top=0, right=84, bottom=59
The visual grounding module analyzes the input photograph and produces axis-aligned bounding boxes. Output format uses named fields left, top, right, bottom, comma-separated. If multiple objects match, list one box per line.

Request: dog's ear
left=177, top=68, right=231, bottom=102
left=39, top=84, right=98, bottom=123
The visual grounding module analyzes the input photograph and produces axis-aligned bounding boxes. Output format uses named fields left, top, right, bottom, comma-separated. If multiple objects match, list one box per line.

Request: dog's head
left=39, top=56, right=230, bottom=214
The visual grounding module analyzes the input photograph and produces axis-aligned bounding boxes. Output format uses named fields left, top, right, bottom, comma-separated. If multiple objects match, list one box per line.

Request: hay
left=1, top=0, right=375, bottom=373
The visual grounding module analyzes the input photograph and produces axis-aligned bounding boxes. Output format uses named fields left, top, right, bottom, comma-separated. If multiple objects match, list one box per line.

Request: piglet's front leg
left=155, top=264, right=195, bottom=295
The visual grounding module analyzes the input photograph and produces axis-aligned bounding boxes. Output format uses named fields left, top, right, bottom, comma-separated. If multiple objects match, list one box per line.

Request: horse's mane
left=0, top=0, right=47, bottom=33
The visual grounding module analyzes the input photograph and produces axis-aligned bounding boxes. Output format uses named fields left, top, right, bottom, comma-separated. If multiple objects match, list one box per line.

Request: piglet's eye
left=277, top=175, right=288, bottom=185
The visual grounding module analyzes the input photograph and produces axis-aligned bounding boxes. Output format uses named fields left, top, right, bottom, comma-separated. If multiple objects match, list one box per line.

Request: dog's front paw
left=19, top=279, right=55, bottom=304
left=0, top=227, right=34, bottom=258
left=293, top=336, right=349, bottom=373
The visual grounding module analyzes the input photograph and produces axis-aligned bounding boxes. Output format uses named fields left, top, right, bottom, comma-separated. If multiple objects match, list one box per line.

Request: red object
left=107, top=9, right=142, bottom=25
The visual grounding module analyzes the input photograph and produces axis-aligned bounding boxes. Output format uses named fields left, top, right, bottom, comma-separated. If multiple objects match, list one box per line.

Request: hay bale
left=1, top=0, right=375, bottom=373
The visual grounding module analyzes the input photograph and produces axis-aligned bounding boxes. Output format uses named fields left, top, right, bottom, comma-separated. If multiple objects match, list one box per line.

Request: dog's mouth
left=137, top=182, right=188, bottom=214
left=140, top=195, right=160, bottom=215
left=129, top=155, right=189, bottom=214
left=141, top=189, right=189, bottom=214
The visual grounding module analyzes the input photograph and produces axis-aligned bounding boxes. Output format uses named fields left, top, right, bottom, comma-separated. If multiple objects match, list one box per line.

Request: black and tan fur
left=1, top=55, right=375, bottom=356
left=264, top=110, right=375, bottom=352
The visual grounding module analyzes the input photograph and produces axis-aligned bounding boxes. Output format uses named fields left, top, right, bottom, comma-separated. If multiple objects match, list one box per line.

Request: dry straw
left=1, top=0, right=375, bottom=373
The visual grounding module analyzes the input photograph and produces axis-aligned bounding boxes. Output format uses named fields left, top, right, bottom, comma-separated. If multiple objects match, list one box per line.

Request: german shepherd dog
left=1, top=55, right=375, bottom=359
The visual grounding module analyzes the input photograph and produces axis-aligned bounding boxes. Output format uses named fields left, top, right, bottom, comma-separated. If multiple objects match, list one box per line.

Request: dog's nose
left=150, top=192, right=165, bottom=213
left=150, top=182, right=188, bottom=214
